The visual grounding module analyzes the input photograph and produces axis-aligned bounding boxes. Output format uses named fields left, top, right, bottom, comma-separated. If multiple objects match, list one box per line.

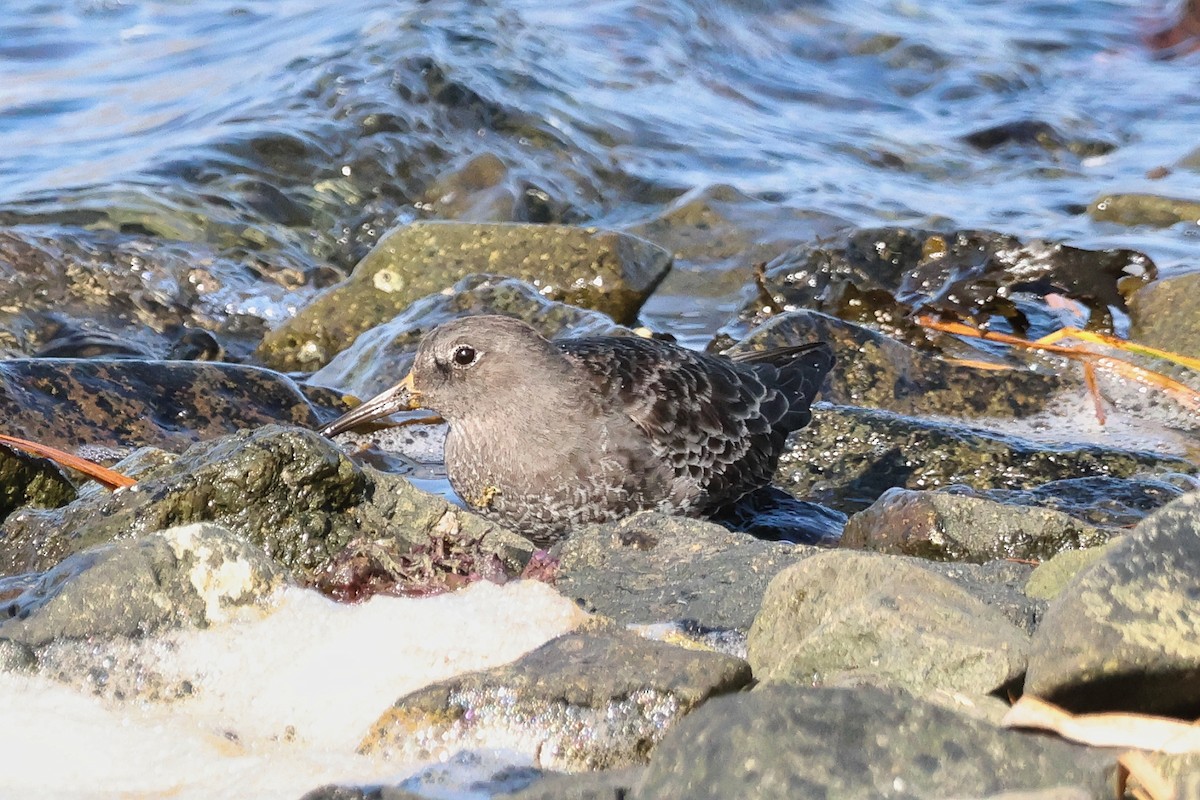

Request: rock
left=497, top=768, right=640, bottom=800
left=730, top=227, right=1154, bottom=345
left=299, top=787, right=426, bottom=800
left=1025, top=490, right=1200, bottom=715
left=625, top=185, right=850, bottom=337
left=359, top=628, right=752, bottom=771
left=1148, top=0, right=1200, bottom=52
left=309, top=273, right=626, bottom=400
left=0, top=442, right=76, bottom=523
left=708, top=486, right=846, bottom=544
left=418, top=151, right=576, bottom=223
left=0, top=425, right=528, bottom=582
left=953, top=789, right=1093, bottom=800
left=727, top=310, right=1069, bottom=419
left=841, top=489, right=1111, bottom=562
left=925, top=559, right=1044, bottom=634
left=0, top=358, right=322, bottom=454
left=0, top=637, right=36, bottom=670
left=0, top=523, right=284, bottom=647
left=634, top=685, right=1112, bottom=800
left=374, top=751, right=544, bottom=797
left=748, top=550, right=1028, bottom=695
left=557, top=512, right=818, bottom=632
left=1089, top=193, right=1200, bottom=228
left=961, top=120, right=1115, bottom=158
left=257, top=222, right=671, bottom=371
left=0, top=225, right=316, bottom=363
left=628, top=184, right=849, bottom=271
left=1023, top=542, right=1120, bottom=601
left=1129, top=271, right=1200, bottom=358
left=777, top=404, right=1194, bottom=515
left=946, top=475, right=1192, bottom=529
left=1126, top=753, right=1200, bottom=800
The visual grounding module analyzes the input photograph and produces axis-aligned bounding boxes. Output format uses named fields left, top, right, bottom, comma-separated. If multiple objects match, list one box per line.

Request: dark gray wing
left=730, top=342, right=835, bottom=435
left=560, top=336, right=834, bottom=509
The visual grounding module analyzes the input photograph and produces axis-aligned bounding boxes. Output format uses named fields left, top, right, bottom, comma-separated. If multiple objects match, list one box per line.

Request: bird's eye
left=451, top=344, right=477, bottom=367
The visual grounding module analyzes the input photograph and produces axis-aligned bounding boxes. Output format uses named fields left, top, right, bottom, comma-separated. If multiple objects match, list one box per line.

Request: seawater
left=2, top=0, right=1197, bottom=266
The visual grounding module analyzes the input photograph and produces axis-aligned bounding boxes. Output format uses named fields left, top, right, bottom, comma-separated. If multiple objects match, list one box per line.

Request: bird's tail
left=733, top=342, right=836, bottom=431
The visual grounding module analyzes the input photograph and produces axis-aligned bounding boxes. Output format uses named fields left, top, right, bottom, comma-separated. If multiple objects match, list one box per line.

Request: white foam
left=0, top=580, right=589, bottom=800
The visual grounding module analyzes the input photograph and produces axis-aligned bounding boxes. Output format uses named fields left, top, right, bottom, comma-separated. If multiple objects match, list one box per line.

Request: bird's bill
left=319, top=372, right=421, bottom=437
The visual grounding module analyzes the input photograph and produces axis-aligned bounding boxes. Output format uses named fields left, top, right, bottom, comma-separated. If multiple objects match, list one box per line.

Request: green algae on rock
left=257, top=222, right=671, bottom=371
left=1023, top=541, right=1120, bottom=602
left=748, top=550, right=1028, bottom=695
left=0, top=522, right=284, bottom=647
left=1089, top=192, right=1200, bottom=227
left=0, top=443, right=76, bottom=523
left=0, top=425, right=528, bottom=582
left=1025, top=490, right=1200, bottom=716
left=728, top=310, right=1070, bottom=419
left=840, top=488, right=1111, bottom=563
left=1129, top=270, right=1200, bottom=359
left=778, top=404, right=1195, bottom=514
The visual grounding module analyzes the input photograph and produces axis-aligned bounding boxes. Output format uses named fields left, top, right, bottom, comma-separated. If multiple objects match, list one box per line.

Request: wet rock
left=732, top=227, right=1153, bottom=344
left=634, top=685, right=1112, bottom=800
left=369, top=751, right=546, bottom=799
left=626, top=185, right=851, bottom=336
left=497, top=767, right=639, bottom=800
left=0, top=522, right=284, bottom=647
left=729, top=310, right=1069, bottom=419
left=1025, top=491, right=1200, bottom=715
left=1089, top=193, right=1200, bottom=228
left=1129, top=271, right=1200, bottom=358
left=299, top=786, right=426, bottom=800
left=961, top=120, right=1115, bottom=158
left=0, top=224, right=316, bottom=362
left=748, top=550, right=1028, bottom=694
left=557, top=512, right=818, bottom=632
left=0, top=443, right=76, bottom=523
left=0, top=425, right=528, bottom=581
left=359, top=628, right=752, bottom=771
left=709, top=485, right=846, bottom=545
left=313, top=510, right=523, bottom=602
left=841, top=489, right=1111, bottom=562
left=1147, top=0, right=1200, bottom=53
left=257, top=222, right=671, bottom=371
left=777, top=403, right=1194, bottom=514
left=946, top=475, right=1192, bottom=529
left=0, top=359, right=322, bottom=454
left=309, top=273, right=625, bottom=400
left=420, top=152, right=580, bottom=224
left=629, top=185, right=850, bottom=271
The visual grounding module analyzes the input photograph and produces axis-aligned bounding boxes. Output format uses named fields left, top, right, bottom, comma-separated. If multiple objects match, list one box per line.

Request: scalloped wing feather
left=560, top=336, right=834, bottom=510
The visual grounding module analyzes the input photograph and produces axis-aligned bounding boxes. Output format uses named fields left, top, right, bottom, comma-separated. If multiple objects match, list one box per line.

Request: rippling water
left=3, top=2, right=1197, bottom=240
